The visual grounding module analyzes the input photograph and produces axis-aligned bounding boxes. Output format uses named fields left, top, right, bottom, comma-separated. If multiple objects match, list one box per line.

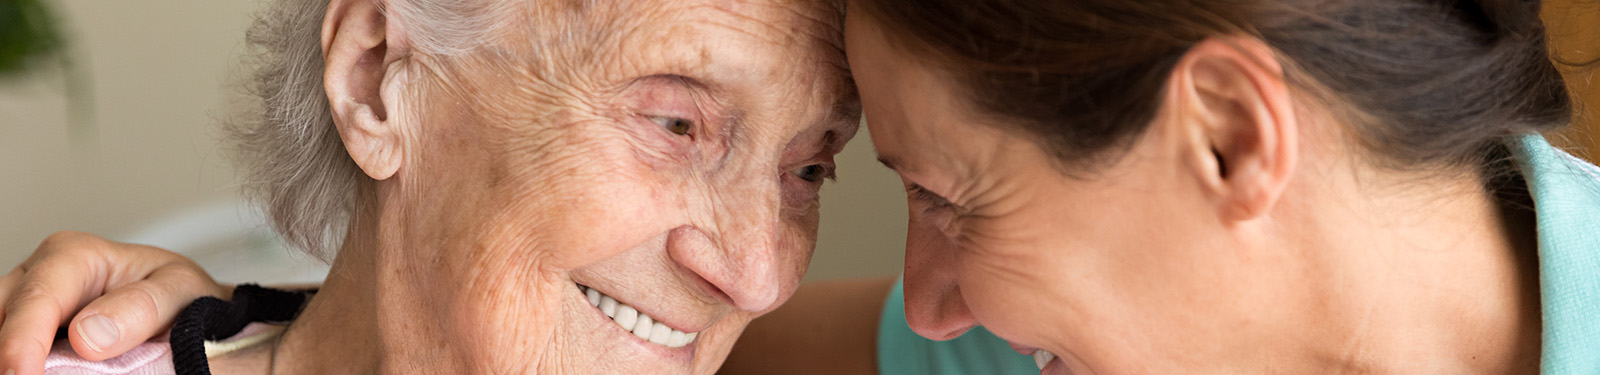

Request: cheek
left=941, top=191, right=1130, bottom=343
left=949, top=234, right=1056, bottom=336
left=429, top=125, right=691, bottom=274
left=534, top=164, right=684, bottom=270
left=770, top=220, right=818, bottom=303
left=957, top=181, right=1225, bottom=355
left=442, top=260, right=567, bottom=370
left=689, top=313, right=760, bottom=373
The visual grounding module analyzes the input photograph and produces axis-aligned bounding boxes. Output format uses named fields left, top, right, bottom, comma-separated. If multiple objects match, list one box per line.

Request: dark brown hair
left=853, top=0, right=1586, bottom=172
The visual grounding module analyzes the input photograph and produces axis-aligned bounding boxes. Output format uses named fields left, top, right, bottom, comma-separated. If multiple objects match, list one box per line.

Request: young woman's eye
left=906, top=184, right=963, bottom=236
left=791, top=164, right=832, bottom=183
left=907, top=184, right=954, bottom=213
left=650, top=116, right=694, bottom=136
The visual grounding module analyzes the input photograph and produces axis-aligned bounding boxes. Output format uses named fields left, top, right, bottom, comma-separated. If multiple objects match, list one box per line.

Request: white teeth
left=579, top=284, right=697, bottom=348
left=633, top=314, right=655, bottom=340
left=614, top=304, right=638, bottom=330
left=649, top=323, right=672, bottom=345
left=599, top=296, right=618, bottom=318
left=667, top=331, right=687, bottom=348
left=1033, top=350, right=1058, bottom=370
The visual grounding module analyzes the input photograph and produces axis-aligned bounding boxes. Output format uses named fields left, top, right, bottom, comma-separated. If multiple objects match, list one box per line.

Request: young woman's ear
left=322, top=0, right=412, bottom=180
left=1166, top=35, right=1300, bottom=222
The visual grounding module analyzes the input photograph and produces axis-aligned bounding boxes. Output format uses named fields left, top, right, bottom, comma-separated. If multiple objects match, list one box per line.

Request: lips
left=1009, top=342, right=1059, bottom=371
left=579, top=283, right=699, bottom=348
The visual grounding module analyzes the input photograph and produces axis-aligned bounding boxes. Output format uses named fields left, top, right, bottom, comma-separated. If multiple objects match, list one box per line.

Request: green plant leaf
left=0, top=0, right=63, bottom=76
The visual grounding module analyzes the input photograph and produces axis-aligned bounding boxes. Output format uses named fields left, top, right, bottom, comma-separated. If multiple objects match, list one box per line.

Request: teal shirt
left=877, top=134, right=1600, bottom=374
left=877, top=280, right=1038, bottom=375
left=1515, top=135, right=1600, bottom=373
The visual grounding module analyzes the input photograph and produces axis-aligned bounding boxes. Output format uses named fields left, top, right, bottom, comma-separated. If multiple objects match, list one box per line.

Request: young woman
left=4, top=0, right=1596, bottom=374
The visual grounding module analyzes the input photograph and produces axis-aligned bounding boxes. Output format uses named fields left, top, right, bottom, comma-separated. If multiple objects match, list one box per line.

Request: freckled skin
left=372, top=1, right=858, bottom=374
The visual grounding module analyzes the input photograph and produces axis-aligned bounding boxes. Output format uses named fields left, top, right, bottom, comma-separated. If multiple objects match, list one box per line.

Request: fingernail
left=78, top=314, right=120, bottom=353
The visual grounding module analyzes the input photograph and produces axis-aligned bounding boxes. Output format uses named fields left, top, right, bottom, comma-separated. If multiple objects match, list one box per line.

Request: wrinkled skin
left=306, top=0, right=858, bottom=374
left=846, top=6, right=1541, bottom=374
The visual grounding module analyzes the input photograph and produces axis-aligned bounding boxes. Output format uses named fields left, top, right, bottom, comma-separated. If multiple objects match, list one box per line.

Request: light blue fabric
left=1513, top=134, right=1600, bottom=374
left=876, top=134, right=1600, bottom=374
left=877, top=279, right=1038, bottom=375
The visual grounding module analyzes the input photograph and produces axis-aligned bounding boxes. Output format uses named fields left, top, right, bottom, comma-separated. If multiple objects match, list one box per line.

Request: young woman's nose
left=901, top=216, right=978, bottom=340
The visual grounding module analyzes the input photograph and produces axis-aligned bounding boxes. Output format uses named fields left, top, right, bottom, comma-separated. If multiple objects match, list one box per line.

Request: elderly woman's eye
left=791, top=164, right=831, bottom=183
left=650, top=116, right=694, bottom=136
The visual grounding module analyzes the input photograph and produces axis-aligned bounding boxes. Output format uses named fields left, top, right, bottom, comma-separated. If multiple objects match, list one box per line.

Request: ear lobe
left=323, top=0, right=410, bottom=181
left=1171, top=36, right=1299, bottom=222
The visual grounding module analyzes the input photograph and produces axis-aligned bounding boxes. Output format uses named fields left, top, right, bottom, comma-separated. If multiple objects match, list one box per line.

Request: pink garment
left=44, top=323, right=281, bottom=375
left=44, top=338, right=173, bottom=375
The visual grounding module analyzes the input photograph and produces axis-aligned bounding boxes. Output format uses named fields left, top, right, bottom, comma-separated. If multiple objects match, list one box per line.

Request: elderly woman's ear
left=322, top=0, right=413, bottom=180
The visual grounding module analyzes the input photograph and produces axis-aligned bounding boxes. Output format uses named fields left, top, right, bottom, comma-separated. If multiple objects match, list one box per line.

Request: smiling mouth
left=1033, top=349, right=1057, bottom=370
left=577, top=283, right=699, bottom=348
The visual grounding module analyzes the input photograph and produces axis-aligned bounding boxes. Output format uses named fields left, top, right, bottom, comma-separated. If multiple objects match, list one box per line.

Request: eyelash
left=908, top=184, right=955, bottom=214
left=792, top=164, right=836, bottom=183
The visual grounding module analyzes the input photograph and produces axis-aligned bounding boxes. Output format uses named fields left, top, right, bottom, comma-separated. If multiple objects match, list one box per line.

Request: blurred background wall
left=0, top=0, right=283, bottom=281
left=1546, top=0, right=1600, bottom=160
left=1, top=1, right=1595, bottom=283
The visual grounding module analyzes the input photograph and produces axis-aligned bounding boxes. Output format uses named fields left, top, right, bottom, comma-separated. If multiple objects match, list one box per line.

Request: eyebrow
left=820, top=129, right=841, bottom=153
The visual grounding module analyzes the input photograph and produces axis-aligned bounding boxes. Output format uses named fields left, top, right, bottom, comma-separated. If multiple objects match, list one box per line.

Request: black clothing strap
left=170, top=284, right=314, bottom=375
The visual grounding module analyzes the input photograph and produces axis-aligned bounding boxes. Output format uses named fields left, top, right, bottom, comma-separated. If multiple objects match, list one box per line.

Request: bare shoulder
left=718, top=276, right=896, bottom=375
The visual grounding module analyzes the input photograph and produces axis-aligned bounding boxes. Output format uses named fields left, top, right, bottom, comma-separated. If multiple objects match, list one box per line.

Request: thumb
left=67, top=263, right=226, bottom=361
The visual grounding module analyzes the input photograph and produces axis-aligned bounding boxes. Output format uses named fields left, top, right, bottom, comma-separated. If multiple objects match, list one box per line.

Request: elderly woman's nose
left=902, top=218, right=978, bottom=340
left=666, top=224, right=784, bottom=312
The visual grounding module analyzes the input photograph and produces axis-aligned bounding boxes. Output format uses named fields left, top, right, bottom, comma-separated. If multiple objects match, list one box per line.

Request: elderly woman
left=0, top=0, right=859, bottom=373
left=6, top=0, right=1600, bottom=374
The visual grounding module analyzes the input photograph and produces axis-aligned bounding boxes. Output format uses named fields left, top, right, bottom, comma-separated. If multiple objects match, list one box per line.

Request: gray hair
left=230, top=0, right=502, bottom=260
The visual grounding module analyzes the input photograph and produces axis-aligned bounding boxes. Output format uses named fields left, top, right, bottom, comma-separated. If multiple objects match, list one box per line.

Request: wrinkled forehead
left=494, top=0, right=857, bottom=121
left=531, top=0, right=848, bottom=56
left=419, top=0, right=857, bottom=143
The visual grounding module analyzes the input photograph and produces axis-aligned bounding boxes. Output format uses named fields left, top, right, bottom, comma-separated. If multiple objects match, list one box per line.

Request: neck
left=1263, top=165, right=1542, bottom=373
left=268, top=212, right=384, bottom=373
left=268, top=190, right=472, bottom=374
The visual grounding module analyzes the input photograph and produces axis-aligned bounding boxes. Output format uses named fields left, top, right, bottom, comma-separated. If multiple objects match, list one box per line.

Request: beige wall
left=810, top=131, right=910, bottom=281
left=1, top=1, right=256, bottom=269
left=0, top=1, right=907, bottom=281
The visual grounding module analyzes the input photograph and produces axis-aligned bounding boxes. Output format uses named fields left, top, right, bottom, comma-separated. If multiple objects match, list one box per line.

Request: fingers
left=67, top=262, right=224, bottom=361
left=0, top=258, right=30, bottom=375
left=0, top=231, right=127, bottom=375
left=0, top=265, right=87, bottom=375
left=0, top=271, right=19, bottom=322
left=0, top=231, right=224, bottom=375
